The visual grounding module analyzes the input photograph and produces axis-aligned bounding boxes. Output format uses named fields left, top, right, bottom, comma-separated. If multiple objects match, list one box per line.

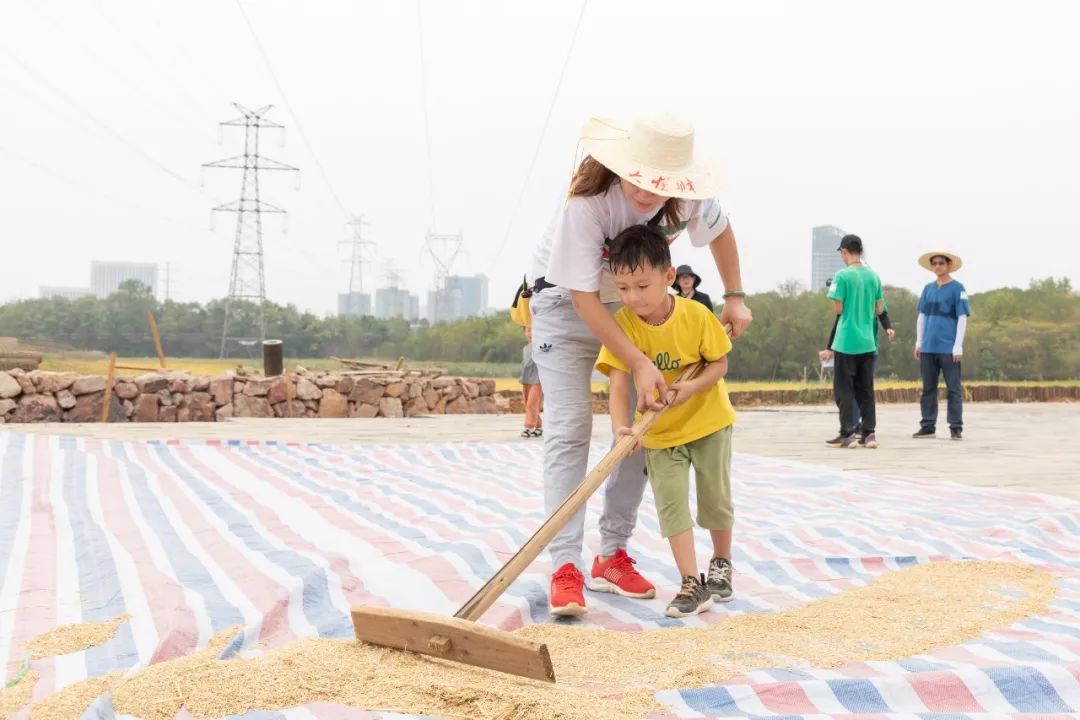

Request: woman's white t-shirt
left=530, top=185, right=729, bottom=303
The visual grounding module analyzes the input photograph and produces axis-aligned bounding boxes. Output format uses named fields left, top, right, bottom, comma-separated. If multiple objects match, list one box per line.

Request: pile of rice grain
left=27, top=560, right=1058, bottom=720
left=0, top=670, right=38, bottom=716
left=24, top=614, right=130, bottom=659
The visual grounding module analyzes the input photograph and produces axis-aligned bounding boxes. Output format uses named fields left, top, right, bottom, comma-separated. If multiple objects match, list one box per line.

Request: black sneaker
left=665, top=574, right=713, bottom=618
left=950, top=428, right=962, bottom=441
left=825, top=434, right=858, bottom=448
left=912, top=427, right=936, bottom=439
left=705, top=557, right=734, bottom=602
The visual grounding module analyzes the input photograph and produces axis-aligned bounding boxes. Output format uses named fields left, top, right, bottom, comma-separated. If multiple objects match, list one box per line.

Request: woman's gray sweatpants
left=529, top=291, right=648, bottom=571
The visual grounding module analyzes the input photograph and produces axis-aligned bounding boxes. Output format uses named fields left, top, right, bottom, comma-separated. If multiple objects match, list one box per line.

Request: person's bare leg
left=710, top=528, right=732, bottom=561
left=669, top=528, right=698, bottom=577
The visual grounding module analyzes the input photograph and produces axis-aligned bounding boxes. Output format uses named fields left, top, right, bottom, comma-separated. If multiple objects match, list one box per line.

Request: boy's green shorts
left=644, top=425, right=733, bottom=538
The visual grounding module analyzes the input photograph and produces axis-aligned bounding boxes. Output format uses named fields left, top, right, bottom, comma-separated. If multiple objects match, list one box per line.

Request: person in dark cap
left=672, top=264, right=714, bottom=311
left=818, top=234, right=886, bottom=449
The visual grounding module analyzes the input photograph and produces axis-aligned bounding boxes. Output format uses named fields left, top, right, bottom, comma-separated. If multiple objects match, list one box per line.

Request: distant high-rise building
left=39, top=286, right=92, bottom=301
left=375, top=287, right=420, bottom=320
left=337, top=291, right=372, bottom=317
left=427, top=274, right=489, bottom=323
left=91, top=261, right=158, bottom=298
left=811, top=226, right=846, bottom=291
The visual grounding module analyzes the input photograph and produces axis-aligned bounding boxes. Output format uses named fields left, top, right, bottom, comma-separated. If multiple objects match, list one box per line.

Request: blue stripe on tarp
left=1021, top=617, right=1080, bottom=638
left=107, top=441, right=245, bottom=632
left=978, top=640, right=1064, bottom=663
left=898, top=657, right=955, bottom=673
left=153, top=445, right=351, bottom=638
left=982, top=665, right=1073, bottom=712
left=58, top=439, right=138, bottom=676
left=77, top=691, right=114, bottom=720
left=825, top=678, right=890, bottom=713
left=0, top=434, right=26, bottom=613
left=677, top=685, right=740, bottom=714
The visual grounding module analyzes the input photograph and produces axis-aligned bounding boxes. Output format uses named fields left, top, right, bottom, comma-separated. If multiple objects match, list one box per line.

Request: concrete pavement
left=9, top=402, right=1078, bottom=502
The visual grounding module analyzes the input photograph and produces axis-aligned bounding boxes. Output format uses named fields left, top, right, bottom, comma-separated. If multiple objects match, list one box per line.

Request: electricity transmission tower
left=423, top=230, right=464, bottom=322
left=203, top=103, right=298, bottom=358
left=385, top=265, right=402, bottom=289
left=339, top=214, right=375, bottom=314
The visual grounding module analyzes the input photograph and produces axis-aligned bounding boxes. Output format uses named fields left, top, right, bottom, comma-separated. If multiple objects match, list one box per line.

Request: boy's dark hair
left=837, top=234, right=864, bottom=255
left=607, top=224, right=672, bottom=275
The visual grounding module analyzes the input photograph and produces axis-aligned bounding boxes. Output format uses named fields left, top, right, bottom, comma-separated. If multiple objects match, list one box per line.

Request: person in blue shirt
left=913, top=250, right=971, bottom=440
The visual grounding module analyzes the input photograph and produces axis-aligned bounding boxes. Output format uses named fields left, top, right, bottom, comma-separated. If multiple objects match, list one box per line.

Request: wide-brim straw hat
left=579, top=113, right=721, bottom=200
left=918, top=249, right=963, bottom=272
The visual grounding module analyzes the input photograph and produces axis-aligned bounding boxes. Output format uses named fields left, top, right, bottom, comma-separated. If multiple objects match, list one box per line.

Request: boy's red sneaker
left=549, top=563, right=587, bottom=616
left=587, top=548, right=656, bottom=598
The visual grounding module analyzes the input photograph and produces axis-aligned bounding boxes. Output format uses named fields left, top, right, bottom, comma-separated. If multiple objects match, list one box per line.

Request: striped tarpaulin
left=0, top=431, right=1078, bottom=719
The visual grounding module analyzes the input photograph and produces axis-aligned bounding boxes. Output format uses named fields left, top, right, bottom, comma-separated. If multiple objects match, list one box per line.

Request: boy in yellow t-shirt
left=595, top=224, right=736, bottom=618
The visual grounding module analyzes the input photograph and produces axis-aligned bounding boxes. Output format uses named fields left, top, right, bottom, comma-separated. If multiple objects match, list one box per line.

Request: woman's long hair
left=568, top=156, right=682, bottom=228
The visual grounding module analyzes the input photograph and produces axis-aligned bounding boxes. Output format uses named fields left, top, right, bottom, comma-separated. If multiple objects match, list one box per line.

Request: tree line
left=1, top=278, right=1077, bottom=381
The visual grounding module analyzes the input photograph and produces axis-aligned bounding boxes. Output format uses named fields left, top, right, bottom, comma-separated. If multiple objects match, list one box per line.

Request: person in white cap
left=913, top=250, right=971, bottom=440
left=528, top=112, right=751, bottom=616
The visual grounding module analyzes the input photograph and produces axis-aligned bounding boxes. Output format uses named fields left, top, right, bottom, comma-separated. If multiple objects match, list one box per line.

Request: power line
left=93, top=0, right=218, bottom=122
left=21, top=0, right=218, bottom=145
left=417, top=0, right=437, bottom=228
left=232, top=0, right=350, bottom=218
left=0, top=46, right=220, bottom=204
left=0, top=143, right=204, bottom=232
left=141, top=2, right=233, bottom=106
left=485, top=0, right=589, bottom=272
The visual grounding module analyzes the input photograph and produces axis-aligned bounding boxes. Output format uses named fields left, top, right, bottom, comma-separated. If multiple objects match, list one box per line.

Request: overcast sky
left=1, top=0, right=1077, bottom=315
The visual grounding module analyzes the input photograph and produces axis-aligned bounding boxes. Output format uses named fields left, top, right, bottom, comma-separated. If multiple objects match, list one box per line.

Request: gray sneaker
left=706, top=557, right=734, bottom=602
left=665, top=574, right=713, bottom=618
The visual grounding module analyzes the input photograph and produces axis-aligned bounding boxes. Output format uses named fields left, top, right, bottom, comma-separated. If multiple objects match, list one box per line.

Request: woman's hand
left=719, top=297, right=752, bottom=338
left=631, top=359, right=668, bottom=412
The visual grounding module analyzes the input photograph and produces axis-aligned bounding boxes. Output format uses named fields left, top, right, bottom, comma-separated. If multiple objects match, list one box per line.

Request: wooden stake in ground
left=353, top=358, right=710, bottom=683
left=147, top=310, right=167, bottom=369
left=100, top=353, right=117, bottom=424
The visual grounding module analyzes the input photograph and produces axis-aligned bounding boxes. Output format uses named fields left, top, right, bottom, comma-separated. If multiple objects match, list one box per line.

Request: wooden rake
left=353, top=347, right=721, bottom=682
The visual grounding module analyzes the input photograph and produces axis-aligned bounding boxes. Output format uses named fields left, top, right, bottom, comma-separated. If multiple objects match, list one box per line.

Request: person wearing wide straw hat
left=672, top=264, right=714, bottom=311
left=528, top=112, right=752, bottom=616
left=913, top=250, right=970, bottom=440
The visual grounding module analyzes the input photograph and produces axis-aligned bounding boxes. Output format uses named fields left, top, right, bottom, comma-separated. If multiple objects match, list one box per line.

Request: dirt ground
left=11, top=402, right=1079, bottom=502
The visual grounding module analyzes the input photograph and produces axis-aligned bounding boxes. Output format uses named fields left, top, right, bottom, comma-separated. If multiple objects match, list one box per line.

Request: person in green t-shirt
left=819, top=234, right=885, bottom=449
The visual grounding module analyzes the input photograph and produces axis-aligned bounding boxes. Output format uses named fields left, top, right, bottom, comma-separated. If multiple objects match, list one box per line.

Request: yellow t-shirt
left=596, top=296, right=736, bottom=450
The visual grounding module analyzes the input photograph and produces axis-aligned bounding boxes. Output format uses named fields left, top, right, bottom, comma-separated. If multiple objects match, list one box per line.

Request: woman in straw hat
left=528, top=112, right=752, bottom=616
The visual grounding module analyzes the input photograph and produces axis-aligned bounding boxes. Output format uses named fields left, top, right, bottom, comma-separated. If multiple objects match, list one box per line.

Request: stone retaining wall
left=0, top=368, right=508, bottom=424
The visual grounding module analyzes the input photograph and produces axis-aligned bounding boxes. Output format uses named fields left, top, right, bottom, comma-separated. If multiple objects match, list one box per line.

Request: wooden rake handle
left=453, top=358, right=710, bottom=622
